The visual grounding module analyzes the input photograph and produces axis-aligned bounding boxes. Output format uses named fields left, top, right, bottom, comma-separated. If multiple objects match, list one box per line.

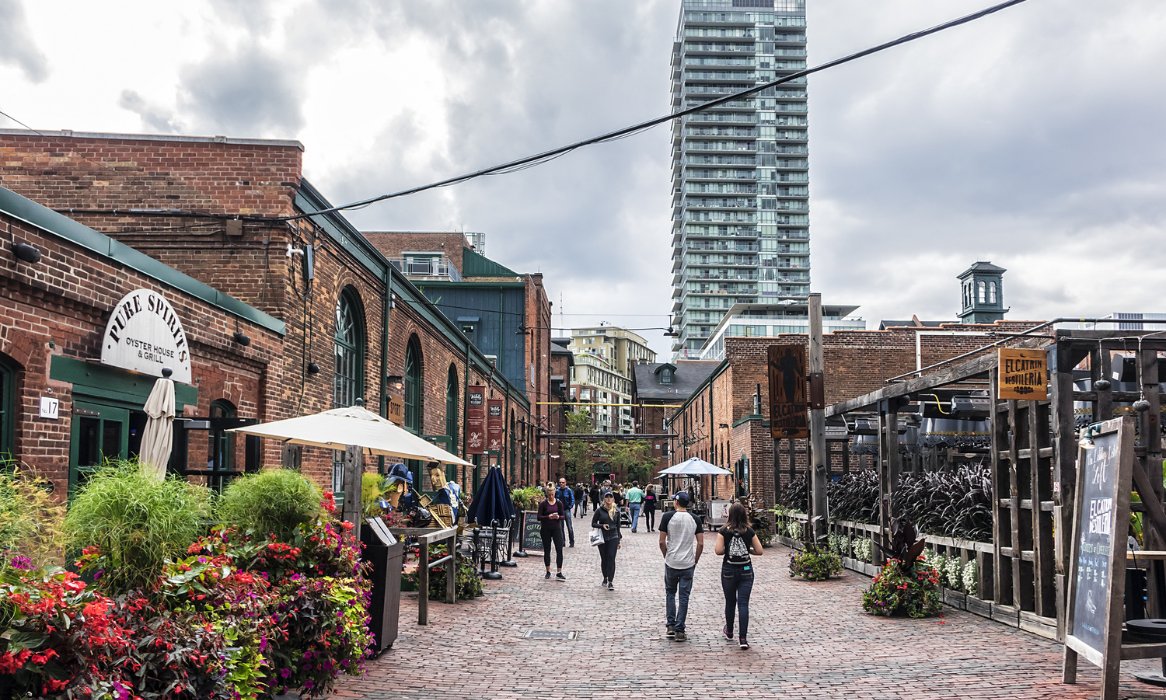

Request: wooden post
left=446, top=532, right=457, bottom=604
left=418, top=541, right=430, bottom=625
left=342, top=444, right=363, bottom=545
left=808, top=293, right=827, bottom=540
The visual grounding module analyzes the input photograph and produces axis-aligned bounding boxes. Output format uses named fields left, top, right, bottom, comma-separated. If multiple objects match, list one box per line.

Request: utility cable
left=276, top=0, right=1028, bottom=223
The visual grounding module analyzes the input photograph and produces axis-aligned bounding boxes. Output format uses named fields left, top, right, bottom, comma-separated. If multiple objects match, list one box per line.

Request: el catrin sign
left=101, top=289, right=192, bottom=384
left=997, top=347, right=1047, bottom=400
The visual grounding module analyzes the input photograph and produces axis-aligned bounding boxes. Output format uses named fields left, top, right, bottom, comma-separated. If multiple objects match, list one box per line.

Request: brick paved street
left=333, top=513, right=1166, bottom=699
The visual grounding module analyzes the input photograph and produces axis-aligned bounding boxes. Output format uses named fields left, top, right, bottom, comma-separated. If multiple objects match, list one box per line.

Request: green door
left=69, top=400, right=130, bottom=497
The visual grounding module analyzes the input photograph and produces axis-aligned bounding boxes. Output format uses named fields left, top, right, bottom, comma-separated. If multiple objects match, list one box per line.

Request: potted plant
left=788, top=518, right=842, bottom=581
left=862, top=518, right=942, bottom=618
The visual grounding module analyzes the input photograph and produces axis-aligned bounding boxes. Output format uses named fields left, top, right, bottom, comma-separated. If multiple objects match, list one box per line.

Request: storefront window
left=404, top=336, right=423, bottom=433
left=445, top=365, right=459, bottom=454
left=208, top=399, right=236, bottom=473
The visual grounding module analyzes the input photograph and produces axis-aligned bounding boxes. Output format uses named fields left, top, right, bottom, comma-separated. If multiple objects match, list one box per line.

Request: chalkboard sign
left=1064, top=417, right=1134, bottom=673
left=521, top=510, right=543, bottom=551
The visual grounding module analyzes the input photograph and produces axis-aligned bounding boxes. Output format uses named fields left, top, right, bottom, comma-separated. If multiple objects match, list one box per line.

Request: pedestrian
left=574, top=482, right=586, bottom=516
left=591, top=490, right=621, bottom=590
left=715, top=502, right=763, bottom=650
left=556, top=477, right=577, bottom=547
left=589, top=482, right=601, bottom=514
left=626, top=481, right=645, bottom=532
left=643, top=484, right=658, bottom=533
left=658, top=491, right=704, bottom=642
left=538, top=486, right=567, bottom=580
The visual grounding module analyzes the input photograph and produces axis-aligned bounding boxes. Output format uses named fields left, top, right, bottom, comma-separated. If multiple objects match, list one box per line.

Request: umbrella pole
left=482, top=520, right=503, bottom=580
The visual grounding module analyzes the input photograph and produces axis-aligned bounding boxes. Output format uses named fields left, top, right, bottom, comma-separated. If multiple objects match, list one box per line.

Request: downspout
left=380, top=269, right=391, bottom=417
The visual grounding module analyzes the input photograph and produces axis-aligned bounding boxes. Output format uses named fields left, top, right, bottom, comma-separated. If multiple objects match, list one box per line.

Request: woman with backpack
left=714, top=502, right=764, bottom=650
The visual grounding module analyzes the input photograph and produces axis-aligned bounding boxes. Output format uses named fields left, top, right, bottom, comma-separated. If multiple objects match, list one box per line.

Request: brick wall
left=363, top=232, right=468, bottom=274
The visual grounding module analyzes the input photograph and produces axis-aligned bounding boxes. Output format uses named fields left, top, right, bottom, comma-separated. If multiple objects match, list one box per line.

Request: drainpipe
left=380, top=270, right=391, bottom=417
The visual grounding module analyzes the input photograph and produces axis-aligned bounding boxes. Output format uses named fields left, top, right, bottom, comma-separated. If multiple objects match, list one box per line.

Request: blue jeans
left=721, top=565, right=754, bottom=639
left=562, top=508, right=575, bottom=546
left=664, top=565, right=695, bottom=632
left=629, top=503, right=642, bottom=531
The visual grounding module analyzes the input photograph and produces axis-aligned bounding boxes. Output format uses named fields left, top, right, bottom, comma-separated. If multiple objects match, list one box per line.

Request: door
left=69, top=400, right=130, bottom=497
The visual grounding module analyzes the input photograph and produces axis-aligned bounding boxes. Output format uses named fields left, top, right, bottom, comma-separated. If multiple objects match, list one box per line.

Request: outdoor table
left=391, top=526, right=457, bottom=625
left=1121, top=551, right=1166, bottom=685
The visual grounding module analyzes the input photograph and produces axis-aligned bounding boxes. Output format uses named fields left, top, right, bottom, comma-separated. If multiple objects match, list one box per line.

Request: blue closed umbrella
left=466, top=466, right=515, bottom=579
left=468, top=466, right=516, bottom=525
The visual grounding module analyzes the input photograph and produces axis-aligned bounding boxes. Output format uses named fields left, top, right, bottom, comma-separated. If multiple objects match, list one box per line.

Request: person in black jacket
left=589, top=483, right=601, bottom=514
left=591, top=491, right=622, bottom=591
left=538, top=486, right=567, bottom=580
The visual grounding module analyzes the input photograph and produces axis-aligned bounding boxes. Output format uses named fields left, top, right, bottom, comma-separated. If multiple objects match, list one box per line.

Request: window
left=334, top=288, right=366, bottom=408
left=404, top=335, right=424, bottom=433
left=989, top=281, right=998, bottom=304
left=334, top=287, right=366, bottom=494
left=0, top=354, right=15, bottom=458
left=660, top=367, right=674, bottom=385
left=208, top=400, right=236, bottom=473
left=977, top=280, right=987, bottom=304
left=445, top=365, right=459, bottom=454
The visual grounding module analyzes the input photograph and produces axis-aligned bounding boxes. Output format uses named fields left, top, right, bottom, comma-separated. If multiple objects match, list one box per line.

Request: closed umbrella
left=466, top=466, right=516, bottom=580
left=139, top=370, right=176, bottom=481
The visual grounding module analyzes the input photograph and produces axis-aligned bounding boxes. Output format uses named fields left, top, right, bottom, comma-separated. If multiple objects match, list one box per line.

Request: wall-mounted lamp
left=307, top=361, right=320, bottom=375
left=232, top=331, right=251, bottom=346
left=387, top=374, right=404, bottom=390
left=11, top=241, right=42, bottom=264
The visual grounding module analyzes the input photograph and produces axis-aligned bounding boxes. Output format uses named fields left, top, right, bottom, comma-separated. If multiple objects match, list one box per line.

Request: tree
left=602, top=439, right=655, bottom=485
left=560, top=411, right=593, bottom=483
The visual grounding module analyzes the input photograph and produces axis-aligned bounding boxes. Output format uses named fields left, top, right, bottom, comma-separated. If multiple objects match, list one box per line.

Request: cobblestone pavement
left=333, top=513, right=1166, bottom=699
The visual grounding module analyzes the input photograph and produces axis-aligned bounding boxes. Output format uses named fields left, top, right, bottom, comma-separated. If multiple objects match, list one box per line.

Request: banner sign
left=998, top=348, right=1048, bottom=400
left=101, top=289, right=192, bottom=383
left=768, top=344, right=808, bottom=439
left=487, top=399, right=505, bottom=453
left=466, top=386, right=486, bottom=455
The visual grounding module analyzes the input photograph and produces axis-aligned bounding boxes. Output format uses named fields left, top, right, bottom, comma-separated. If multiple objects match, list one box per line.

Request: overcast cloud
left=3, top=0, right=1166, bottom=357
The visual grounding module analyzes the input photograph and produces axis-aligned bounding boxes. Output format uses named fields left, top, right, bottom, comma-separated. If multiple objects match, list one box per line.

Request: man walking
left=556, top=477, right=577, bottom=547
left=574, top=482, right=586, bottom=516
left=626, top=481, right=645, bottom=533
left=659, top=491, right=703, bottom=642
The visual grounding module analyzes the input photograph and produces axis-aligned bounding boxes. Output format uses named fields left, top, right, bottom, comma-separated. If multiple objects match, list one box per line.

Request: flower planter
left=942, top=588, right=967, bottom=610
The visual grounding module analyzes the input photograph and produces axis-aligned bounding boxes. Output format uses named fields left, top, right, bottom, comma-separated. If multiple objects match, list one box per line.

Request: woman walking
left=591, top=490, right=622, bottom=590
left=715, top=502, right=764, bottom=650
left=538, top=486, right=567, bottom=580
left=643, top=484, right=658, bottom=533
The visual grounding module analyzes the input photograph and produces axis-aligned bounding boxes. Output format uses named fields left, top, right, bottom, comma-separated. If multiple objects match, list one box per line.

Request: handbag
left=589, top=527, right=604, bottom=547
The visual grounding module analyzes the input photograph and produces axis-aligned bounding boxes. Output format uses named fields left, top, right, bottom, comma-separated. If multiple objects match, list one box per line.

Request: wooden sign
left=998, top=348, right=1048, bottom=400
left=487, top=399, right=504, bottom=452
left=1063, top=416, right=1135, bottom=698
left=386, top=395, right=404, bottom=425
left=466, top=386, right=486, bottom=455
left=768, top=344, right=808, bottom=439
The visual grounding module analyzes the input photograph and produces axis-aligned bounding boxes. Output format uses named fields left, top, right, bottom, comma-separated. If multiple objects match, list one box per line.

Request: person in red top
left=538, top=486, right=567, bottom=580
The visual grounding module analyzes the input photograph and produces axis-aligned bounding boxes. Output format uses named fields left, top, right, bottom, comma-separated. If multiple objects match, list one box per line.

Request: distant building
left=547, top=339, right=574, bottom=479
left=698, top=301, right=864, bottom=360
left=568, top=326, right=655, bottom=435
left=631, top=360, right=720, bottom=473
left=957, top=261, right=1008, bottom=324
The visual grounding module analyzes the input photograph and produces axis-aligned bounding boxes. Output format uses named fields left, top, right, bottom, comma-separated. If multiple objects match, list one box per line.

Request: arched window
left=977, top=280, right=987, bottom=304
left=660, top=367, right=673, bottom=385
left=988, top=281, right=998, bottom=304
left=0, top=354, right=16, bottom=459
left=208, top=399, right=236, bottom=491
left=334, top=287, right=366, bottom=408
left=404, top=335, right=423, bottom=433
left=445, top=365, right=459, bottom=454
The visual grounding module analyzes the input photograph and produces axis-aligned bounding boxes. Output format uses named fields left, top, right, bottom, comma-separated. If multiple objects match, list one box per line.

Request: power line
left=277, top=0, right=1028, bottom=223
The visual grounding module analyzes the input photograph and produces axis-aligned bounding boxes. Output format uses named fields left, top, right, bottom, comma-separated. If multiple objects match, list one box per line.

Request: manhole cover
left=522, top=630, right=577, bottom=641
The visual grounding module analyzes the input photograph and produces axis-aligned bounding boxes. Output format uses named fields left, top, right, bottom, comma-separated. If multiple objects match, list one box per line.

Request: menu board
left=1064, top=417, right=1134, bottom=670
left=521, top=510, right=543, bottom=551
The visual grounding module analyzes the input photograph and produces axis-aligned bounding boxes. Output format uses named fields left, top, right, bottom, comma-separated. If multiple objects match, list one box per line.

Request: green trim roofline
left=0, top=186, right=285, bottom=336
left=294, top=181, right=530, bottom=409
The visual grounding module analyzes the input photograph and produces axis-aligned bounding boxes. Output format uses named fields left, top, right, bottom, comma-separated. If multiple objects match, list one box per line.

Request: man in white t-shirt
left=658, top=491, right=704, bottom=642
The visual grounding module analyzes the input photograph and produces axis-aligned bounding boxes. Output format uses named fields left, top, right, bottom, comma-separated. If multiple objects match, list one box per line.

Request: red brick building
left=667, top=321, right=1046, bottom=506
left=0, top=130, right=536, bottom=497
left=631, top=360, right=719, bottom=474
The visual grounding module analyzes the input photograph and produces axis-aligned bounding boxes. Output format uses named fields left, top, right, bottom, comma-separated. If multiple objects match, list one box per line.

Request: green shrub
left=361, top=472, right=386, bottom=517
left=218, top=468, right=323, bottom=541
left=863, top=558, right=942, bottom=618
left=788, top=544, right=842, bottom=581
left=0, top=462, right=66, bottom=568
left=63, top=460, right=213, bottom=594
left=510, top=486, right=544, bottom=512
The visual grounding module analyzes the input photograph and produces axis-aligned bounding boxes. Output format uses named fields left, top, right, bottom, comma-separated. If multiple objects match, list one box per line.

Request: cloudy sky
left=3, top=0, right=1166, bottom=358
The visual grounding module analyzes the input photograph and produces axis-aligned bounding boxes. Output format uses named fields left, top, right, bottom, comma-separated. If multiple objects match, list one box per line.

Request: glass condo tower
left=670, top=0, right=809, bottom=357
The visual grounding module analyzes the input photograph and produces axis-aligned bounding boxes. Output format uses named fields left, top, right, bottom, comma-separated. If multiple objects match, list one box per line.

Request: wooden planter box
left=942, top=588, right=967, bottom=610
left=966, top=595, right=993, bottom=618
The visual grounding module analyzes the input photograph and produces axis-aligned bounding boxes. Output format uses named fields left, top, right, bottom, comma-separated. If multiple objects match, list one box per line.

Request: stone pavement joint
left=333, top=512, right=1166, bottom=699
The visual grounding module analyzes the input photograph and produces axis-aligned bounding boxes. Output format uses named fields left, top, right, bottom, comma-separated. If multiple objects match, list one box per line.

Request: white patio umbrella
left=139, top=372, right=176, bottom=481
left=228, top=404, right=472, bottom=467
left=657, top=456, right=732, bottom=477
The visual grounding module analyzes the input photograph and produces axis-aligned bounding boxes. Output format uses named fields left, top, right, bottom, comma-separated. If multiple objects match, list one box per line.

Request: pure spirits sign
left=100, top=289, right=192, bottom=384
